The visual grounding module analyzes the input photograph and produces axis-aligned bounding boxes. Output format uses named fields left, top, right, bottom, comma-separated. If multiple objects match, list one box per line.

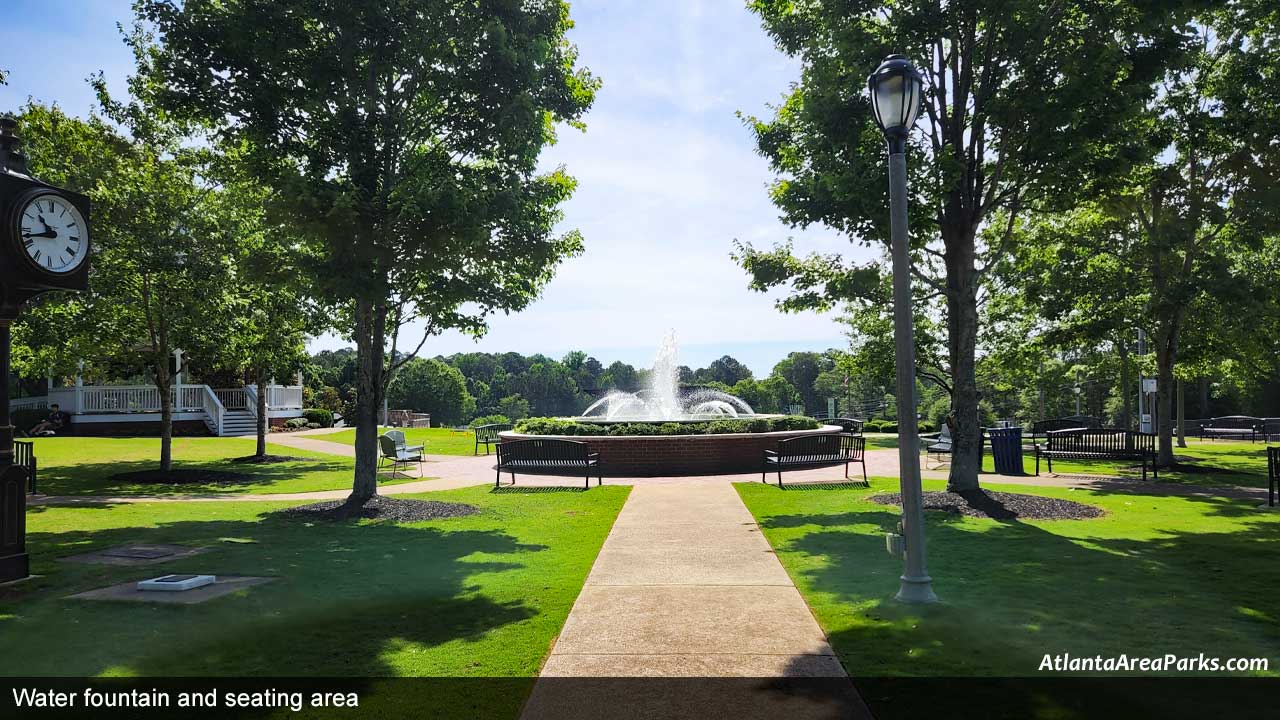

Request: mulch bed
left=868, top=489, right=1104, bottom=521
left=229, top=455, right=310, bottom=465
left=280, top=495, right=480, bottom=522
left=110, top=469, right=254, bottom=486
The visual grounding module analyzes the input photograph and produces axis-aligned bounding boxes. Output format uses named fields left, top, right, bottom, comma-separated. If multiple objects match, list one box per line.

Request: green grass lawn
left=970, top=438, right=1275, bottom=487
left=737, top=478, right=1279, bottom=673
left=5, top=485, right=629, bottom=716
left=736, top=478, right=1279, bottom=714
left=313, top=426, right=482, bottom=456
left=28, top=436, right=421, bottom=497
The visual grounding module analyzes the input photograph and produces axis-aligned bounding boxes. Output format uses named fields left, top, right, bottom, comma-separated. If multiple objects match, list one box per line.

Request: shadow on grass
left=756, top=501, right=1280, bottom=718
left=777, top=482, right=872, bottom=492
left=5, top=509, right=548, bottom=685
left=40, top=456, right=354, bottom=497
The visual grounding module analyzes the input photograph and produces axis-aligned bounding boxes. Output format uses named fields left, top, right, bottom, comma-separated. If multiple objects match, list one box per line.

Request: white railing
left=213, top=388, right=248, bottom=410
left=244, top=385, right=260, bottom=418
left=267, top=386, right=304, bottom=410
left=10, top=397, right=48, bottom=410
left=200, top=385, right=226, bottom=436
left=80, top=385, right=162, bottom=413
left=178, top=386, right=206, bottom=411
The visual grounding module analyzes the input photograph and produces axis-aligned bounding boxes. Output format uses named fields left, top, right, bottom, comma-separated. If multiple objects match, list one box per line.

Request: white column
left=173, top=348, right=184, bottom=409
left=74, top=362, right=84, bottom=414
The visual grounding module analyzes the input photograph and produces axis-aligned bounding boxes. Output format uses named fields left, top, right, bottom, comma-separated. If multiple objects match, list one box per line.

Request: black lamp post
left=868, top=55, right=937, bottom=604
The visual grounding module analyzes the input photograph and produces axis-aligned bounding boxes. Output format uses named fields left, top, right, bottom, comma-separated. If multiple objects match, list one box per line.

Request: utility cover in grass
left=281, top=495, right=479, bottom=522
left=229, top=454, right=311, bottom=464
left=868, top=489, right=1103, bottom=520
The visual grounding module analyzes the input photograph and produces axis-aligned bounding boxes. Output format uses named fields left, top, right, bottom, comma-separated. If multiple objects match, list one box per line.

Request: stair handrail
left=200, top=385, right=227, bottom=436
left=244, top=385, right=259, bottom=419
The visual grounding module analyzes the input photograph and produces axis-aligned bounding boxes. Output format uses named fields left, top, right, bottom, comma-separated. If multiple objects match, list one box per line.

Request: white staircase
left=219, top=410, right=258, bottom=437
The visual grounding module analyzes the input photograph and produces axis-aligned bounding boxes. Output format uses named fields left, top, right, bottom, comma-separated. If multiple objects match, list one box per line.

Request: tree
left=387, top=358, right=472, bottom=427
left=600, top=361, right=639, bottom=393
left=497, top=393, right=531, bottom=421
left=15, top=62, right=242, bottom=472
left=142, top=0, right=598, bottom=500
left=693, top=356, right=753, bottom=386
left=736, top=0, right=1195, bottom=490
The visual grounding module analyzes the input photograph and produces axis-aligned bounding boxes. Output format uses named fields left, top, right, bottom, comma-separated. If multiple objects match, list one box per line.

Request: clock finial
left=0, top=115, right=31, bottom=178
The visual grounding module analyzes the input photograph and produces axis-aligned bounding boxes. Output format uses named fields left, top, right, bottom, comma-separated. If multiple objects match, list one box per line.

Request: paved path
left=520, top=480, right=870, bottom=719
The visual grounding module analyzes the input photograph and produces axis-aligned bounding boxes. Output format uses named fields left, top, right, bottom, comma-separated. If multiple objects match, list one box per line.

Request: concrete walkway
left=521, top=480, right=870, bottom=719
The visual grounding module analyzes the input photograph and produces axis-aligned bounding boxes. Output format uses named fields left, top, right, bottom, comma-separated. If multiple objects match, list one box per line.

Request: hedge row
left=863, top=420, right=937, bottom=434
left=513, top=415, right=820, bottom=437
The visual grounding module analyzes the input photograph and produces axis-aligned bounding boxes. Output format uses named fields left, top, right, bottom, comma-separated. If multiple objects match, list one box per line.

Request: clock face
left=17, top=192, right=88, bottom=274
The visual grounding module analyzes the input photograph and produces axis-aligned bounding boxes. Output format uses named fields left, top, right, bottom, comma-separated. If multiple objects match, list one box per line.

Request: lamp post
left=868, top=55, right=937, bottom=604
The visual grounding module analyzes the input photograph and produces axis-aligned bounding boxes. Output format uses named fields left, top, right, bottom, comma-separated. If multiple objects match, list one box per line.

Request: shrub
left=768, top=415, right=819, bottom=432
left=302, top=408, right=334, bottom=428
left=470, top=414, right=511, bottom=428
left=917, top=421, right=937, bottom=433
left=306, top=422, right=322, bottom=430
left=284, top=417, right=309, bottom=429
left=878, top=422, right=899, bottom=433
left=863, top=420, right=884, bottom=432
left=13, top=407, right=50, bottom=433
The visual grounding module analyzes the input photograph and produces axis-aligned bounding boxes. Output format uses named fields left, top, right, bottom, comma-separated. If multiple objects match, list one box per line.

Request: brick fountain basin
left=498, top=424, right=844, bottom=477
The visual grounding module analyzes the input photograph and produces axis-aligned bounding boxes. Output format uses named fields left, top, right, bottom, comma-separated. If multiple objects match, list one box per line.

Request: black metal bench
left=1035, top=428, right=1157, bottom=481
left=763, top=434, right=867, bottom=487
left=1029, top=415, right=1102, bottom=442
left=829, top=418, right=864, bottom=435
left=1261, top=419, right=1280, bottom=443
left=1200, top=416, right=1262, bottom=442
left=1266, top=446, right=1280, bottom=508
left=495, top=438, right=601, bottom=489
left=474, top=423, right=513, bottom=455
left=14, top=440, right=35, bottom=494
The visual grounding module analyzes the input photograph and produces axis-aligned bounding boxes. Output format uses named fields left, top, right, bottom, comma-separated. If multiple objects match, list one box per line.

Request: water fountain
left=579, top=332, right=759, bottom=422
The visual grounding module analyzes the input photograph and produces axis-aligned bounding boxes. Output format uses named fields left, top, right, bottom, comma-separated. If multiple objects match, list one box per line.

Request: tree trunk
left=1118, top=339, right=1132, bottom=430
left=351, top=299, right=387, bottom=502
left=1176, top=377, right=1186, bottom=448
left=945, top=256, right=982, bottom=491
left=157, top=371, right=173, bottom=473
left=255, top=374, right=269, bottom=458
left=1155, top=340, right=1177, bottom=467
left=1198, top=376, right=1209, bottom=418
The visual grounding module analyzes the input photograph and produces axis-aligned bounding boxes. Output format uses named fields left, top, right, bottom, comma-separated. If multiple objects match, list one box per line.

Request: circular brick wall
left=498, top=425, right=843, bottom=477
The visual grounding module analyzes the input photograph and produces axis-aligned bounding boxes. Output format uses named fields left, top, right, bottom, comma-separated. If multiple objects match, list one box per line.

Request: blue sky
left=0, top=1, right=878, bottom=376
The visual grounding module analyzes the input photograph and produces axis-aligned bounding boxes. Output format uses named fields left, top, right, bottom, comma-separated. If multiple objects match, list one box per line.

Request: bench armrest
left=763, top=450, right=779, bottom=458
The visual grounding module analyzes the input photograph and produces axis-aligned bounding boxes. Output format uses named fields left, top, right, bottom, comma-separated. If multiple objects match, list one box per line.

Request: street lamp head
left=868, top=54, right=924, bottom=154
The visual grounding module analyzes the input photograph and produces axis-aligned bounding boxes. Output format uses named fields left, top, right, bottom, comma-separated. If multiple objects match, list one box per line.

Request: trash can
left=987, top=427, right=1024, bottom=475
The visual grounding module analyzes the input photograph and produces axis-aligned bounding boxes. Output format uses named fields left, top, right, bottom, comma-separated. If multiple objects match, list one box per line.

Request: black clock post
left=0, top=116, right=91, bottom=583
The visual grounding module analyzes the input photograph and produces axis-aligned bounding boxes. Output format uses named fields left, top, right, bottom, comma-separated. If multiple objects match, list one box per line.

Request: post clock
left=0, top=115, right=91, bottom=583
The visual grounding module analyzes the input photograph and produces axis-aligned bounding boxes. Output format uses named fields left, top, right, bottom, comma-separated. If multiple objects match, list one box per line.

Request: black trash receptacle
left=987, top=427, right=1024, bottom=475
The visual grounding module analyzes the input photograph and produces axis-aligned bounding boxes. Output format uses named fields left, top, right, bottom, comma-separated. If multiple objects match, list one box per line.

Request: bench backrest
left=1046, top=428, right=1154, bottom=454
left=14, top=440, right=35, bottom=493
left=475, top=423, right=513, bottom=442
left=378, top=434, right=401, bottom=458
left=498, top=438, right=590, bottom=463
left=830, top=418, right=863, bottom=434
left=777, top=433, right=863, bottom=461
left=1206, top=415, right=1261, bottom=429
left=1032, top=415, right=1102, bottom=434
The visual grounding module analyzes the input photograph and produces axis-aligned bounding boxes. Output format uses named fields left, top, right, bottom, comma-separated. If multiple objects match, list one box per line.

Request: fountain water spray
left=579, top=333, right=757, bottom=421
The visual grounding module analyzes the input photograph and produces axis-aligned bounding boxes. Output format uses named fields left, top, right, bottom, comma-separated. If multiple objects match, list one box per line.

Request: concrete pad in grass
left=60, top=544, right=209, bottom=566
left=66, top=575, right=274, bottom=604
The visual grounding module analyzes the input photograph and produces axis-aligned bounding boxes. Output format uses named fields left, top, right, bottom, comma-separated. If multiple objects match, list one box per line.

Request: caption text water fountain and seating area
left=501, top=334, right=841, bottom=476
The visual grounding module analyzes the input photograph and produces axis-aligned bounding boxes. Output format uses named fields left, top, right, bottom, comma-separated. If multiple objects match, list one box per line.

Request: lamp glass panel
left=904, top=75, right=922, bottom=128
left=874, top=75, right=906, bottom=129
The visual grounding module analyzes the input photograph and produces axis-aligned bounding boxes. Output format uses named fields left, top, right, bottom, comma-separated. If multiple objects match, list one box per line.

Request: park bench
left=1029, top=415, right=1102, bottom=442
left=1035, top=428, right=1157, bottom=481
left=378, top=433, right=423, bottom=476
left=474, top=423, right=513, bottom=456
left=1199, top=416, right=1262, bottom=442
left=495, top=438, right=601, bottom=489
left=829, top=418, right=864, bottom=435
left=763, top=433, right=867, bottom=487
left=1268, top=446, right=1279, bottom=508
left=1260, top=418, right=1280, bottom=443
left=14, top=440, right=36, bottom=494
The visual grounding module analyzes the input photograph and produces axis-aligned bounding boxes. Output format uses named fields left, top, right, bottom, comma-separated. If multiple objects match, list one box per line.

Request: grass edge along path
left=735, top=478, right=1279, bottom=679
left=6, top=484, right=631, bottom=718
